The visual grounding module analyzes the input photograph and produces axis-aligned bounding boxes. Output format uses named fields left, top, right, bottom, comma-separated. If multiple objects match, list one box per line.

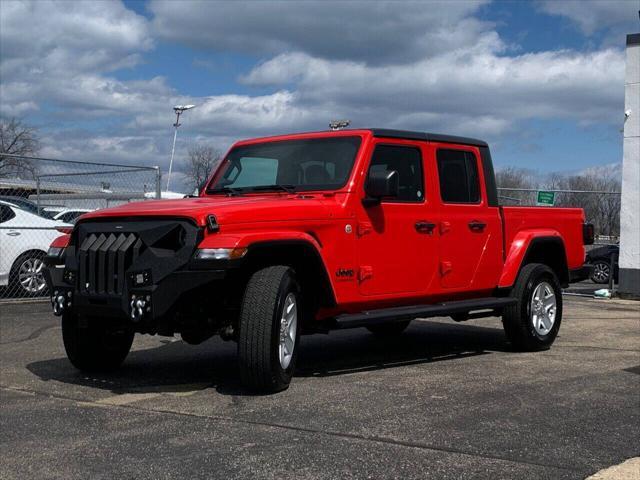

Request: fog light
left=51, top=290, right=70, bottom=316
left=130, top=294, right=151, bottom=322
left=63, top=269, right=76, bottom=284
left=130, top=270, right=151, bottom=287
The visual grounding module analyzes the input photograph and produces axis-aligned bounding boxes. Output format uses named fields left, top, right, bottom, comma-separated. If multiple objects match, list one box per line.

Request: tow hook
left=51, top=290, right=72, bottom=316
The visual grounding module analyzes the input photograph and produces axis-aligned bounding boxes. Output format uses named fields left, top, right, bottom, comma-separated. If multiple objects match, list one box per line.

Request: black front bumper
left=43, top=218, right=229, bottom=324
left=44, top=260, right=225, bottom=321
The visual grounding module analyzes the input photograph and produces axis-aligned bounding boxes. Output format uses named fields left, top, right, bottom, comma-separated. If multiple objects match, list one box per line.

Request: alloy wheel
left=530, top=281, right=557, bottom=336
left=18, top=257, right=47, bottom=294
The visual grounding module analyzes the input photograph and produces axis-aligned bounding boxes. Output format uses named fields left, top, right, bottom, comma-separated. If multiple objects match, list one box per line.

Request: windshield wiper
left=206, top=186, right=244, bottom=196
left=250, top=184, right=297, bottom=194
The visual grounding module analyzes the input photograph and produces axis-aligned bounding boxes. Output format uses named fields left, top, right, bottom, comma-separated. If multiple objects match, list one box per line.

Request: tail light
left=583, top=223, right=594, bottom=245
left=56, top=226, right=73, bottom=234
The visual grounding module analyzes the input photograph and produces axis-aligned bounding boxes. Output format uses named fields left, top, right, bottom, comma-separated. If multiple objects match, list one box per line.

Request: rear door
left=433, top=145, right=502, bottom=291
left=356, top=139, right=439, bottom=296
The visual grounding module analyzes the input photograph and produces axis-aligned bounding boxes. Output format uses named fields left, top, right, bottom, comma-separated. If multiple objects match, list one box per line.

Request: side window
left=0, top=205, right=16, bottom=223
left=436, top=149, right=480, bottom=203
left=368, top=145, right=424, bottom=202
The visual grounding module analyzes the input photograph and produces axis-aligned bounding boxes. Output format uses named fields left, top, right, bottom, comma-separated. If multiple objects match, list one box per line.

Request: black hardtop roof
left=236, top=128, right=488, bottom=148
left=368, top=128, right=488, bottom=148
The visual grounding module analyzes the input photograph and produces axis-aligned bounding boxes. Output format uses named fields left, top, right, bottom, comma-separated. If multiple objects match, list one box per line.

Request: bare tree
left=548, top=171, right=621, bottom=238
left=495, top=167, right=537, bottom=205
left=186, top=145, right=221, bottom=193
left=0, top=117, right=40, bottom=179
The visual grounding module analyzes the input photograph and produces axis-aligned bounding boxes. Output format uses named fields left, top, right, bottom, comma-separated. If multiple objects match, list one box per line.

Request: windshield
left=206, top=136, right=361, bottom=193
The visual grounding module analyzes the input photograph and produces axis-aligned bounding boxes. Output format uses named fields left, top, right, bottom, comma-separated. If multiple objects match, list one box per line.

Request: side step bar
left=333, top=297, right=517, bottom=330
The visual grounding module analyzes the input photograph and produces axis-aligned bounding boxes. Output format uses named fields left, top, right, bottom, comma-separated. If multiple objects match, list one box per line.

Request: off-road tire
left=62, top=313, right=134, bottom=371
left=367, top=320, right=411, bottom=337
left=502, top=263, right=562, bottom=351
left=238, top=266, right=301, bottom=393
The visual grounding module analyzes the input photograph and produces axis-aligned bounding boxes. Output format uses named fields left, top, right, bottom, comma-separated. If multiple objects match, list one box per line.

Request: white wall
left=619, top=34, right=640, bottom=296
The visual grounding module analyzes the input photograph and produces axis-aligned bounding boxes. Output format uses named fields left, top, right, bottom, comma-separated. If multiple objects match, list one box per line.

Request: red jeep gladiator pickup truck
left=45, top=128, right=593, bottom=392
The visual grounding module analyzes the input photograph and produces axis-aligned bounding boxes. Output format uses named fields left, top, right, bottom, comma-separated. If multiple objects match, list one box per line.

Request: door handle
left=415, top=221, right=436, bottom=234
left=468, top=220, right=486, bottom=232
left=7, top=231, right=21, bottom=236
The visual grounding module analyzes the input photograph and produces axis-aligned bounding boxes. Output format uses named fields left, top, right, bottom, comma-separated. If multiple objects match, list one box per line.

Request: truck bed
left=501, top=206, right=586, bottom=270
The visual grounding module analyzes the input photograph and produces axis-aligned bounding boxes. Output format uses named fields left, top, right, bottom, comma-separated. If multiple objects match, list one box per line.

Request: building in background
left=619, top=33, right=640, bottom=298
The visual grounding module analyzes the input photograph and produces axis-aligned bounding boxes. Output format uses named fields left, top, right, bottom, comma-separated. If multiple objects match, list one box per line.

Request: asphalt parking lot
left=1, top=296, right=638, bottom=479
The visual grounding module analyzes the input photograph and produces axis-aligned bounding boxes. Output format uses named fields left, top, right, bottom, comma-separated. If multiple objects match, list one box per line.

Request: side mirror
left=364, top=170, right=399, bottom=206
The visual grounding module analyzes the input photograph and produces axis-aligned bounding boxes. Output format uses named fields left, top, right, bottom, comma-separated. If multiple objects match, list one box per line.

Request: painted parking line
left=586, top=457, right=640, bottom=480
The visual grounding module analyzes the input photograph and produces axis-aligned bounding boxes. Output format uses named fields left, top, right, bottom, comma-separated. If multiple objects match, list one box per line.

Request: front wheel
left=238, top=266, right=301, bottom=393
left=502, top=263, right=562, bottom=351
left=62, top=313, right=134, bottom=371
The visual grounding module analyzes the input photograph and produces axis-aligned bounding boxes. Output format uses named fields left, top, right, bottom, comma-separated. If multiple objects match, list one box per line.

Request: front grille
left=77, top=233, right=143, bottom=295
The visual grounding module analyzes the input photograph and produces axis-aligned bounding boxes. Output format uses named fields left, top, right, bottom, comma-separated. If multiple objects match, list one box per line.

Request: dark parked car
left=586, top=244, right=619, bottom=284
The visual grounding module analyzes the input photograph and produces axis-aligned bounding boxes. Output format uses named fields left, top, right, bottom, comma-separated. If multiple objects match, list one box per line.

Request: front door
left=356, top=140, right=439, bottom=296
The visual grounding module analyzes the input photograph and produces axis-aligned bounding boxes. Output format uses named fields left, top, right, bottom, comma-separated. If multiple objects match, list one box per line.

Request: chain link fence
left=0, top=154, right=161, bottom=300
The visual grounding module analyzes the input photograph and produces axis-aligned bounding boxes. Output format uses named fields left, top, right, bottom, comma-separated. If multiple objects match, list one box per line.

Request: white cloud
left=149, top=0, right=494, bottom=65
left=241, top=47, right=625, bottom=133
left=0, top=0, right=154, bottom=117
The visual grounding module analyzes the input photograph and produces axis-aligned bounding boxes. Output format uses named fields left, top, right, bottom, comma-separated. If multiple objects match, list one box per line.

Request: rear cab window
left=436, top=149, right=481, bottom=204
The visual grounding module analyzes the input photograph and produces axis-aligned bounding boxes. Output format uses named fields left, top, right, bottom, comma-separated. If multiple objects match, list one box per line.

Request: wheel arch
left=238, top=239, right=337, bottom=310
left=499, top=233, right=570, bottom=288
left=10, top=248, right=47, bottom=272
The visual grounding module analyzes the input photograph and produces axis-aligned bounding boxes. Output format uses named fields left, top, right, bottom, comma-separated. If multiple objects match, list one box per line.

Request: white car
left=52, top=208, right=92, bottom=224
left=0, top=201, right=71, bottom=296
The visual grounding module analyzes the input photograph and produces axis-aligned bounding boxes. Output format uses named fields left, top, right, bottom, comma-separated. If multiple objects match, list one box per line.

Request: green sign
left=536, top=191, right=555, bottom=206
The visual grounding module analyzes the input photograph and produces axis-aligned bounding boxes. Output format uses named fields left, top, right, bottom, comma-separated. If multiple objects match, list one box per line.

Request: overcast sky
left=1, top=0, right=638, bottom=191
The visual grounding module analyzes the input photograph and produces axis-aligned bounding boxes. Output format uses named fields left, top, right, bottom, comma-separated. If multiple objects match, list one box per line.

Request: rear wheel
left=502, top=263, right=562, bottom=351
left=62, top=313, right=134, bottom=371
left=590, top=260, right=610, bottom=284
left=367, top=320, right=411, bottom=337
left=238, top=266, right=300, bottom=393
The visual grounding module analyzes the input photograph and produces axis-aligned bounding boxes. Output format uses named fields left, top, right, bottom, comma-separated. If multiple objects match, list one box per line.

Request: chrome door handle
left=7, top=231, right=21, bottom=236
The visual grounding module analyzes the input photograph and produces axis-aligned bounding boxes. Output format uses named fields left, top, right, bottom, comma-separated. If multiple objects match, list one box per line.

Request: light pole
left=166, top=104, right=196, bottom=192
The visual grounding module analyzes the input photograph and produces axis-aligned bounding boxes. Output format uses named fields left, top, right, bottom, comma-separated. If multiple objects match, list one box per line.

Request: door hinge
left=358, top=266, right=373, bottom=282
left=358, top=222, right=373, bottom=237
left=357, top=222, right=372, bottom=237
left=440, top=261, right=452, bottom=276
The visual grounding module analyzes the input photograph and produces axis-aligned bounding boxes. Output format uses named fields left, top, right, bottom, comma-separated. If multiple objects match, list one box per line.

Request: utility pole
left=166, top=104, right=196, bottom=192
